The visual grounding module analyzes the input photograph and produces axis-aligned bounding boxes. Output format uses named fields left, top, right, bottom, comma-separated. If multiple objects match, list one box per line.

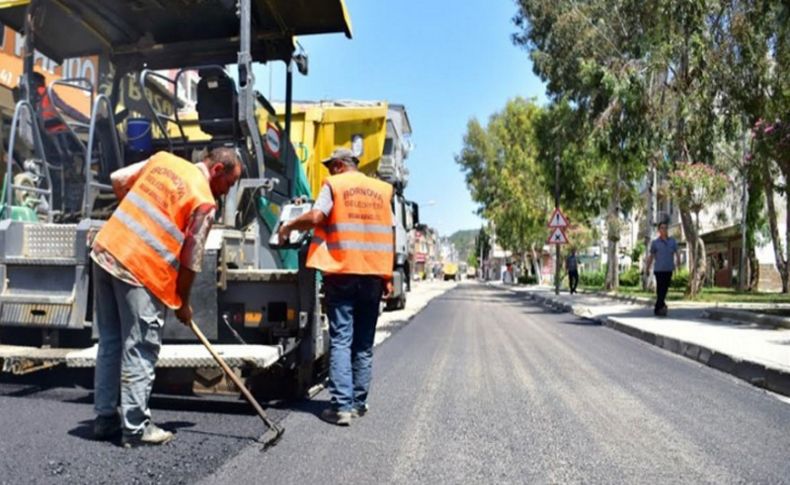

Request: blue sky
left=257, top=0, right=547, bottom=236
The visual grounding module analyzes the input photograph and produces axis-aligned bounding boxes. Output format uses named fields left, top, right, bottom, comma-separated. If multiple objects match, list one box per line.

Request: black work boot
left=93, top=413, right=121, bottom=441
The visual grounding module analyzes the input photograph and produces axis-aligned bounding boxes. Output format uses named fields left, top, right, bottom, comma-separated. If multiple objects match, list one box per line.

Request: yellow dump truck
left=276, top=101, right=389, bottom=196
left=179, top=99, right=418, bottom=309
left=443, top=263, right=459, bottom=281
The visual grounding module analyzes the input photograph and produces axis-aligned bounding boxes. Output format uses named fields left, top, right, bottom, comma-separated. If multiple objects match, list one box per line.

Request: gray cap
left=321, top=147, right=359, bottom=167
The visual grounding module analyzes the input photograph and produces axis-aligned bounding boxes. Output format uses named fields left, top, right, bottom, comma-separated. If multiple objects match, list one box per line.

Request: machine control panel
left=268, top=201, right=313, bottom=249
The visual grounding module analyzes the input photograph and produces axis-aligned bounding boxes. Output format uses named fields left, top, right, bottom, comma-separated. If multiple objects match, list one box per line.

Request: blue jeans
left=93, top=264, right=165, bottom=436
left=324, top=275, right=384, bottom=412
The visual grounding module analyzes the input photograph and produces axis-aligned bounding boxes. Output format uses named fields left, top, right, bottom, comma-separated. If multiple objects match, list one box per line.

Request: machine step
left=0, top=343, right=283, bottom=372
left=225, top=269, right=299, bottom=282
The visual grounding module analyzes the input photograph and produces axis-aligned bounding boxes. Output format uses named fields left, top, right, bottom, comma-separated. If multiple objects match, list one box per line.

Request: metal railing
left=137, top=69, right=187, bottom=153
left=5, top=100, right=53, bottom=222
left=45, top=77, right=94, bottom=152
left=82, top=94, right=123, bottom=217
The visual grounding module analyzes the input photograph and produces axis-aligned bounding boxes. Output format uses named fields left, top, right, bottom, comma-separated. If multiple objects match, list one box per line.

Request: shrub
left=619, top=268, right=641, bottom=287
left=631, top=242, right=646, bottom=264
left=580, top=270, right=605, bottom=287
left=671, top=269, right=689, bottom=289
left=518, top=274, right=538, bottom=285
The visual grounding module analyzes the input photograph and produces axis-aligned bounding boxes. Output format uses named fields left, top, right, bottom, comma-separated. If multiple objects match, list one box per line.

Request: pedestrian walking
left=503, top=262, right=515, bottom=285
left=90, top=148, right=242, bottom=447
left=644, top=221, right=681, bottom=316
left=566, top=248, right=579, bottom=294
left=278, top=147, right=394, bottom=426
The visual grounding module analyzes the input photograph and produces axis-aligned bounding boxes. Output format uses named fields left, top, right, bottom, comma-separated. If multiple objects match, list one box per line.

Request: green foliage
left=671, top=269, right=690, bottom=290
left=455, top=98, right=550, bottom=255
left=511, top=0, right=790, bottom=295
left=467, top=253, right=478, bottom=270
left=753, top=120, right=790, bottom=169
left=448, top=229, right=478, bottom=263
left=631, top=242, right=646, bottom=265
left=518, top=274, right=538, bottom=285
left=668, top=164, right=730, bottom=213
left=580, top=271, right=606, bottom=287
left=618, top=268, right=641, bottom=287
left=475, top=226, right=492, bottom=261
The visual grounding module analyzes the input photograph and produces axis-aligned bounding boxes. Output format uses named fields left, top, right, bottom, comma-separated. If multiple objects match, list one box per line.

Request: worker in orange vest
left=90, top=148, right=241, bottom=447
left=28, top=71, right=90, bottom=134
left=278, top=147, right=394, bottom=426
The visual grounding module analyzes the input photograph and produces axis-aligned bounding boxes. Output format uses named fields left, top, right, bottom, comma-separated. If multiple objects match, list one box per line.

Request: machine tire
left=385, top=269, right=407, bottom=311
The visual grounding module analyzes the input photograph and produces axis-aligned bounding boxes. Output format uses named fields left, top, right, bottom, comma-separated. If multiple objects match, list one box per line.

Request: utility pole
left=555, top=156, right=561, bottom=295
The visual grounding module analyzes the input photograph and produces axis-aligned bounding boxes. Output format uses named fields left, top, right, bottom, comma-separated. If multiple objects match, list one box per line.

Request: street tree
left=514, top=0, right=655, bottom=290
left=456, top=98, right=550, bottom=277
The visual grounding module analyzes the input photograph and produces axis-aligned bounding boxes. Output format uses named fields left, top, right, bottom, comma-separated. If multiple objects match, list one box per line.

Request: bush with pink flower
left=752, top=119, right=789, bottom=167
left=668, top=163, right=730, bottom=213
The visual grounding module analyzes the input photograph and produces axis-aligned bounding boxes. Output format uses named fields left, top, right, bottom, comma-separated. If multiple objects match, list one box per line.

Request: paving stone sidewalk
left=497, top=283, right=790, bottom=397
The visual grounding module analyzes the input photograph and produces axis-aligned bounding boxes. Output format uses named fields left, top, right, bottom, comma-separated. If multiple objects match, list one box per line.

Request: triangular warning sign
left=548, top=208, right=569, bottom=228
left=547, top=227, right=568, bottom=245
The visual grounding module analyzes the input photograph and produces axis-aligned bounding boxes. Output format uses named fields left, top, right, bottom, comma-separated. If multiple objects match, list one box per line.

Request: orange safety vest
left=307, top=171, right=394, bottom=279
left=93, top=152, right=216, bottom=308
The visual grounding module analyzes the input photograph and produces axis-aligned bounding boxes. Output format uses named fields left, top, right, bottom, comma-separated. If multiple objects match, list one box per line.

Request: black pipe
left=284, top=59, right=294, bottom=196
left=22, top=0, right=38, bottom=102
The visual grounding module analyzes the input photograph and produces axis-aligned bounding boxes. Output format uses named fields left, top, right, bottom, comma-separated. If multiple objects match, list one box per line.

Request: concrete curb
left=704, top=308, right=790, bottom=330
left=512, top=288, right=790, bottom=398
left=580, top=289, right=652, bottom=306
left=602, top=316, right=790, bottom=397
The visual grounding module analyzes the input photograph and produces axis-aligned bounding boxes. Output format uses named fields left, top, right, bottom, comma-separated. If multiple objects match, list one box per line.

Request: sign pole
left=554, top=156, right=560, bottom=295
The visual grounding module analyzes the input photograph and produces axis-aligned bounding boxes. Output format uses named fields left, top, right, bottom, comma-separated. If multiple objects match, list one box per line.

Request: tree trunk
left=748, top=250, right=759, bottom=291
left=642, top=158, right=656, bottom=291
left=605, top=162, right=621, bottom=292
left=764, top=179, right=788, bottom=292
left=521, top=251, right=530, bottom=283
left=678, top=208, right=705, bottom=296
left=530, top=244, right=542, bottom=282
left=785, top=181, right=790, bottom=293
left=604, top=209, right=620, bottom=291
left=605, top=238, right=618, bottom=291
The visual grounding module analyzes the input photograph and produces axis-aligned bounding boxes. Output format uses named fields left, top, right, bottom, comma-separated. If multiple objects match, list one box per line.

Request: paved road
left=0, top=376, right=286, bottom=485
left=2, top=283, right=789, bottom=484
left=0, top=281, right=455, bottom=485
left=208, top=283, right=790, bottom=484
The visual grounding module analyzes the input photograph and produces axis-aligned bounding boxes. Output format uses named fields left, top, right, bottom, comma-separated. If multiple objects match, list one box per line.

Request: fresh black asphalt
left=2, top=283, right=790, bottom=484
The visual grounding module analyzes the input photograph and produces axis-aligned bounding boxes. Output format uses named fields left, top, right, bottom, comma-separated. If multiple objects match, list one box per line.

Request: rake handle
left=189, top=320, right=281, bottom=433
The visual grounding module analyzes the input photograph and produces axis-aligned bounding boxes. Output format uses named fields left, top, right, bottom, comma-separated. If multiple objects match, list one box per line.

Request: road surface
left=2, top=282, right=789, bottom=484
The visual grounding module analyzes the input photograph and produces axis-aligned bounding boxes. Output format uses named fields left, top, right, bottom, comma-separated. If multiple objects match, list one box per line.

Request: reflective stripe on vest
left=125, top=191, right=185, bottom=245
left=311, top=236, right=393, bottom=252
left=324, top=222, right=393, bottom=235
left=112, top=207, right=180, bottom=269
left=306, top=171, right=394, bottom=278
left=93, top=152, right=216, bottom=308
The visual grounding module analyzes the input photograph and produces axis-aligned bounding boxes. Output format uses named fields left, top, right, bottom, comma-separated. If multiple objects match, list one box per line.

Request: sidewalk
left=497, top=283, right=790, bottom=397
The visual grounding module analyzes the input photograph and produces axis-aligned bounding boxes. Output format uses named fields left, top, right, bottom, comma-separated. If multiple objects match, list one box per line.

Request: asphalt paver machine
left=0, top=0, right=352, bottom=396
